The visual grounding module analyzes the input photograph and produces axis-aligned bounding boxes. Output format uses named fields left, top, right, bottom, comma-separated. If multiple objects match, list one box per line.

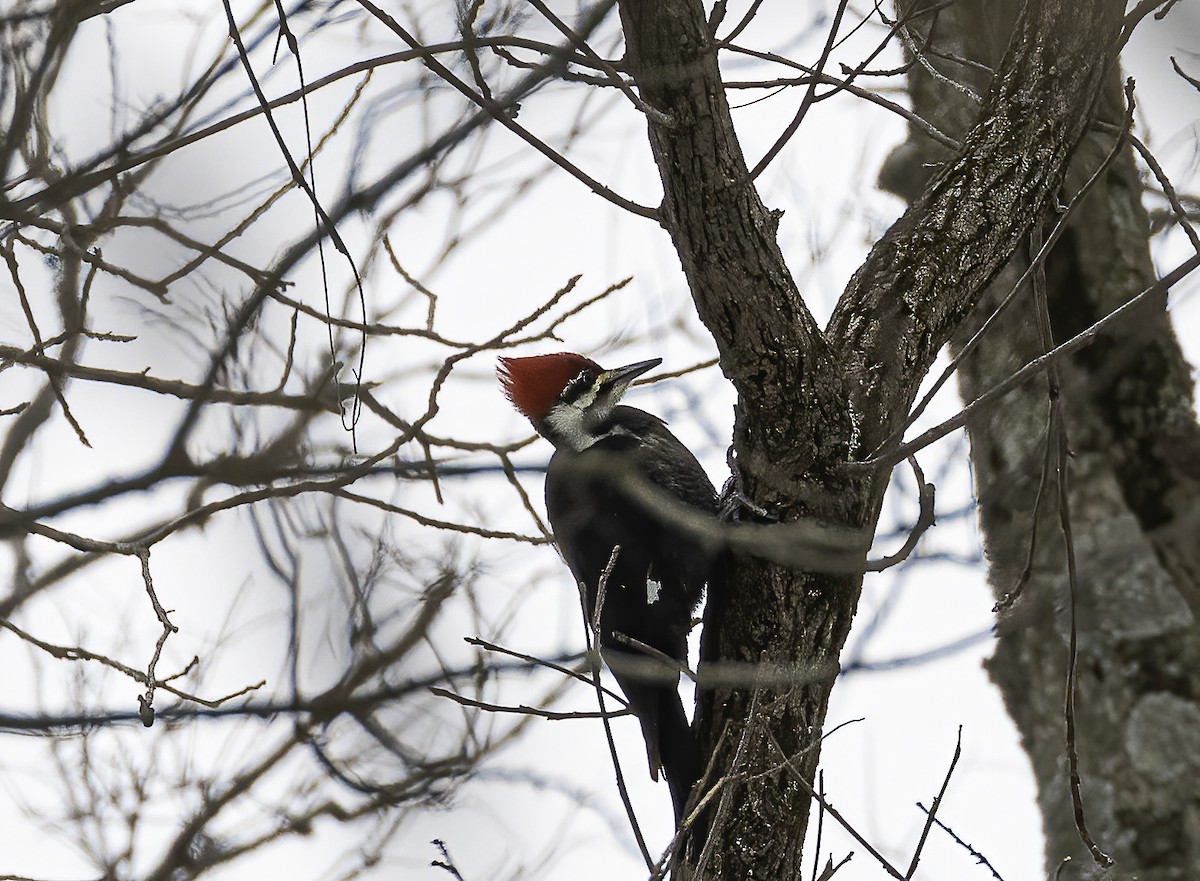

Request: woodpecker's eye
left=561, top=369, right=594, bottom=403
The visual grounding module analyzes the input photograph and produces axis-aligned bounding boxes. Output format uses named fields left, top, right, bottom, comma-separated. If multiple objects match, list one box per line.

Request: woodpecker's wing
left=547, top=408, right=720, bottom=643
left=545, top=405, right=717, bottom=618
left=608, top=406, right=718, bottom=597
left=615, top=407, right=718, bottom=515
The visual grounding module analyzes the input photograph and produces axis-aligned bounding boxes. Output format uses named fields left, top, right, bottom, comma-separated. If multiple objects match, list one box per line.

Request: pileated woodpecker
left=498, top=352, right=717, bottom=822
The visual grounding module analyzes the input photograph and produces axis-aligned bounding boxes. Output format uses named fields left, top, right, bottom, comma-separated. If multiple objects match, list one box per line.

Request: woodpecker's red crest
left=497, top=352, right=601, bottom=420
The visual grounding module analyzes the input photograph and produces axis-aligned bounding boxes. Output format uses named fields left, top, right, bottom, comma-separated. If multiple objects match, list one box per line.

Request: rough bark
left=886, top=2, right=1200, bottom=878
left=617, top=5, right=857, bottom=876
left=616, top=0, right=1128, bottom=877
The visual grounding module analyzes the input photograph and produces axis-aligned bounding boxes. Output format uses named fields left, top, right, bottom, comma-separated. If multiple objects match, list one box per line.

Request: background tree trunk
left=885, top=2, right=1200, bottom=877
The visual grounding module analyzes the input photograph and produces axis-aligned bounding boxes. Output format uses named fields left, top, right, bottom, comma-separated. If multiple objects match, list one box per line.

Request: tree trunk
left=617, top=0, right=1128, bottom=876
left=886, top=2, right=1200, bottom=877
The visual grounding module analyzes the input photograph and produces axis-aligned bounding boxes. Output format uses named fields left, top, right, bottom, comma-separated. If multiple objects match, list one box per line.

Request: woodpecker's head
left=498, top=352, right=661, bottom=451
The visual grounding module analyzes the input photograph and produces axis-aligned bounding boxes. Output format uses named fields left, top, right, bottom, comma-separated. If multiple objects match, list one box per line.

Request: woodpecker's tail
left=657, top=685, right=701, bottom=824
left=606, top=649, right=701, bottom=824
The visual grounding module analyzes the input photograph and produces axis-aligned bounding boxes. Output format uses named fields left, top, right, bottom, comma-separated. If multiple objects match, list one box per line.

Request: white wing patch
left=646, top=578, right=662, bottom=605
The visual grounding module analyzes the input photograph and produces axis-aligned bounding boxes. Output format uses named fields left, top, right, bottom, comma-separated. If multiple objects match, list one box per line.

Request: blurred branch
left=0, top=344, right=337, bottom=412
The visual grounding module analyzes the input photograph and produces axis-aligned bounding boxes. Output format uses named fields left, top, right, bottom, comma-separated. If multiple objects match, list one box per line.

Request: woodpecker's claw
left=718, top=446, right=778, bottom=523
left=718, top=479, right=773, bottom=522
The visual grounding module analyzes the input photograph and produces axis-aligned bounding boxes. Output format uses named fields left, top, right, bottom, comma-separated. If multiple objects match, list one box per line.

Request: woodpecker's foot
left=719, top=441, right=780, bottom=522
left=718, top=475, right=780, bottom=523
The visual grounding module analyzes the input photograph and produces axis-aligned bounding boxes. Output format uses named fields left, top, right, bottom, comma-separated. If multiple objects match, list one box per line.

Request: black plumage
left=498, top=353, right=718, bottom=823
left=545, top=406, right=717, bottom=821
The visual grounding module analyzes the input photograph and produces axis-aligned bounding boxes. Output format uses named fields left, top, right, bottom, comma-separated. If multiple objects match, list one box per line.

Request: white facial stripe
left=545, top=381, right=606, bottom=451
left=545, top=402, right=593, bottom=451
left=574, top=385, right=598, bottom=411
left=544, top=377, right=635, bottom=451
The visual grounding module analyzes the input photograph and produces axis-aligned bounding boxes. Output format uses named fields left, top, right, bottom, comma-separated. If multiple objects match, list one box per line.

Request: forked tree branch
left=616, top=0, right=1128, bottom=876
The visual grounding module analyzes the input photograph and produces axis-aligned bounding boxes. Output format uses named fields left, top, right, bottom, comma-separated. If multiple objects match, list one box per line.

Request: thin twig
left=137, top=548, right=179, bottom=726
left=459, top=0, right=495, bottom=104
left=649, top=724, right=735, bottom=880
left=1056, top=385, right=1112, bottom=867
left=1172, top=55, right=1200, bottom=92
left=695, top=685, right=765, bottom=875
left=811, top=769, right=827, bottom=881
left=915, top=803, right=1008, bottom=881
left=865, top=455, right=935, bottom=571
left=749, top=0, right=852, bottom=179
left=1029, top=217, right=1111, bottom=868
left=766, top=729, right=904, bottom=880
left=0, top=616, right=263, bottom=708
left=898, top=13, right=982, bottom=105
left=721, top=41, right=959, bottom=150
left=716, top=0, right=766, bottom=42
left=905, top=725, right=962, bottom=878
left=611, top=631, right=697, bottom=681
left=465, top=637, right=625, bottom=703
left=995, top=223, right=1059, bottom=612
left=0, top=344, right=337, bottom=412
left=525, top=0, right=672, bottom=126
left=270, top=0, right=368, bottom=440
left=1127, top=132, right=1200, bottom=252
left=430, top=839, right=466, bottom=880
left=2, top=36, right=611, bottom=221
left=429, top=687, right=628, bottom=720
left=354, top=0, right=657, bottom=220
left=580, top=545, right=653, bottom=869
left=2, top=242, right=91, bottom=447
left=815, top=852, right=855, bottom=881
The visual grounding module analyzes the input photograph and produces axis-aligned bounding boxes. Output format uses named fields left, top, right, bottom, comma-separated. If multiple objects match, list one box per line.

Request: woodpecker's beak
left=600, top=358, right=662, bottom=394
